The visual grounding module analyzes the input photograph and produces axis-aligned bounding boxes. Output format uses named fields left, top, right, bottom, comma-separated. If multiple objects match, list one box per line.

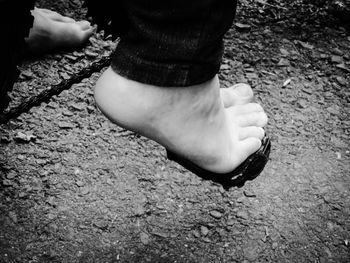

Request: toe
left=231, top=83, right=254, bottom=99
left=238, top=126, right=265, bottom=140
left=79, top=24, right=94, bottom=42
left=237, top=111, right=268, bottom=127
left=77, top=21, right=92, bottom=30
left=221, top=83, right=254, bottom=107
left=239, top=137, right=262, bottom=160
left=50, top=22, right=93, bottom=48
left=228, top=103, right=264, bottom=115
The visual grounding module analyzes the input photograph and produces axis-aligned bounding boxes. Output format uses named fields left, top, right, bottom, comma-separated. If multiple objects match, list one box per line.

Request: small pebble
left=332, top=48, right=343, bottom=56
left=85, top=50, right=99, bottom=58
left=335, top=76, right=347, bottom=86
left=236, top=210, right=249, bottom=220
left=331, top=55, right=343, bottom=64
left=235, top=23, right=251, bottom=31
left=93, top=220, right=109, bottom=230
left=80, top=188, right=90, bottom=196
left=277, top=58, right=290, bottom=67
left=210, top=210, right=223, bottom=219
left=70, top=103, right=85, bottom=111
left=192, top=230, right=200, bottom=238
left=14, top=132, right=36, bottom=143
left=64, top=54, right=78, bottom=61
left=3, top=179, right=12, bottom=186
left=8, top=211, right=18, bottom=223
left=20, top=70, right=34, bottom=80
left=200, top=226, right=209, bottom=236
left=6, top=172, right=16, bottom=179
left=296, top=40, right=314, bottom=49
left=226, top=219, right=235, bottom=226
left=243, top=246, right=259, bottom=261
left=140, top=232, right=150, bottom=245
left=280, top=48, right=290, bottom=56
left=58, top=122, right=75, bottom=129
left=336, top=63, right=350, bottom=72
left=59, top=72, right=70, bottom=80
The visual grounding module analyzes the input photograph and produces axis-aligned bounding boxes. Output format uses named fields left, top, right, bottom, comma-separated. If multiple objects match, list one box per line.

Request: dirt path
left=0, top=1, right=349, bottom=262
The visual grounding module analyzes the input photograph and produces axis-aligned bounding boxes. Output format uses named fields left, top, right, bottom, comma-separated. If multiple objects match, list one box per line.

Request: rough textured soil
left=0, top=1, right=349, bottom=262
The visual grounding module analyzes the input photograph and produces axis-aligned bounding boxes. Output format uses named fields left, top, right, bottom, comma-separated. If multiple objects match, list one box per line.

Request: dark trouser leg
left=93, top=1, right=270, bottom=188
left=111, top=0, right=238, bottom=87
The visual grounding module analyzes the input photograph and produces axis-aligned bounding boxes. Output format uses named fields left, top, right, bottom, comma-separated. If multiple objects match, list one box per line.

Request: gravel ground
left=0, top=1, right=349, bottom=262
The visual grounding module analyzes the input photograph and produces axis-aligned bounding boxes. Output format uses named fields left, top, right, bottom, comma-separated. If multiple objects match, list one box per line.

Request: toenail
left=255, top=104, right=264, bottom=112
left=233, top=83, right=252, bottom=97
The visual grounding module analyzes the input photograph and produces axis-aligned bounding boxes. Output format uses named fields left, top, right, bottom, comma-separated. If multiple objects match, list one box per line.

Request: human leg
left=94, top=0, right=269, bottom=186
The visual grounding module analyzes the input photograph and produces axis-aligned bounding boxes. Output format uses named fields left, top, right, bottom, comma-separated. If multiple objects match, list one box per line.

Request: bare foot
left=94, top=67, right=268, bottom=174
left=26, top=8, right=94, bottom=53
